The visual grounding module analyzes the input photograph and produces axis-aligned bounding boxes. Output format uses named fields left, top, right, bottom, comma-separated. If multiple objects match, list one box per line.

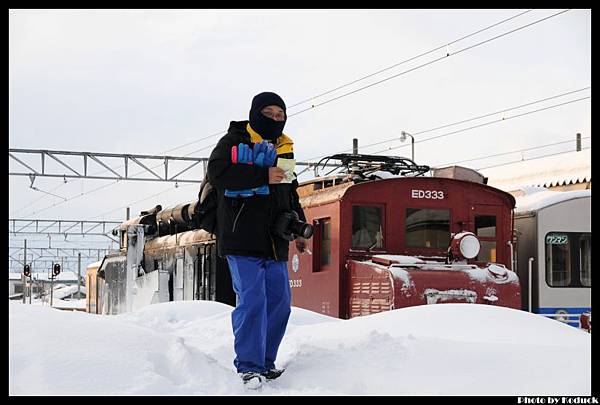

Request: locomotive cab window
left=475, top=215, right=496, bottom=237
left=352, top=206, right=383, bottom=249
left=405, top=208, right=450, bottom=248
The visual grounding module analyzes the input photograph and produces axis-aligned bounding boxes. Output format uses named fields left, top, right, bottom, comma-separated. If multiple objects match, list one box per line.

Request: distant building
left=479, top=150, right=591, bottom=194
left=8, top=271, right=82, bottom=300
left=52, top=284, right=87, bottom=300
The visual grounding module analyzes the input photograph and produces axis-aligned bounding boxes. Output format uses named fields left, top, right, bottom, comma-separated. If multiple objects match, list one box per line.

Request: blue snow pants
left=226, top=255, right=292, bottom=374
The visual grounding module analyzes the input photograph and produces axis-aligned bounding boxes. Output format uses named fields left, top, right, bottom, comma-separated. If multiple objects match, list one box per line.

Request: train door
left=173, top=254, right=184, bottom=301
left=97, top=275, right=106, bottom=314
left=86, top=271, right=96, bottom=313
left=193, top=242, right=235, bottom=306
left=183, top=249, right=195, bottom=300
left=192, top=245, right=209, bottom=301
left=195, top=244, right=213, bottom=301
left=470, top=204, right=505, bottom=265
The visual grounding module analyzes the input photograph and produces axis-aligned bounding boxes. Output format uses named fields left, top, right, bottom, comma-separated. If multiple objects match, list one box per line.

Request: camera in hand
left=272, top=211, right=314, bottom=241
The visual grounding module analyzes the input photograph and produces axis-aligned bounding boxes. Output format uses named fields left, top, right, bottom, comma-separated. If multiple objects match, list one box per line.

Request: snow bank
left=9, top=301, right=591, bottom=395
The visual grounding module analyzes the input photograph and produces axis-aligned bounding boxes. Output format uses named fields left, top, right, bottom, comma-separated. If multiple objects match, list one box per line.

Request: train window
left=313, top=217, right=332, bottom=272
left=545, top=233, right=571, bottom=287
left=475, top=215, right=496, bottom=237
left=352, top=206, right=384, bottom=249
left=580, top=234, right=591, bottom=287
left=477, top=241, right=497, bottom=263
left=321, top=218, right=332, bottom=266
left=405, top=208, right=450, bottom=248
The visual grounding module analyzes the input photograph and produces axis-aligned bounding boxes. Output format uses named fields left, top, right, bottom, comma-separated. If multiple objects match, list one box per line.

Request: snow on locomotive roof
left=513, top=187, right=591, bottom=214
left=480, top=150, right=590, bottom=191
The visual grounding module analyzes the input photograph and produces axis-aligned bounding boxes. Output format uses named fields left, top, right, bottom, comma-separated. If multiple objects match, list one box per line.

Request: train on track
left=512, top=187, right=591, bottom=330
left=83, top=154, right=590, bottom=331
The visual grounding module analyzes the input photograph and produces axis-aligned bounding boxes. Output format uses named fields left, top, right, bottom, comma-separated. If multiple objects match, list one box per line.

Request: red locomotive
left=287, top=154, right=520, bottom=318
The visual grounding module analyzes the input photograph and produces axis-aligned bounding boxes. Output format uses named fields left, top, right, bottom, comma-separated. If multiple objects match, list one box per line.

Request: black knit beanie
left=248, top=92, right=287, bottom=140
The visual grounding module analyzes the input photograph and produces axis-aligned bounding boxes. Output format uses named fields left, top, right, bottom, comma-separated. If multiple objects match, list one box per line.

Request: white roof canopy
left=480, top=150, right=590, bottom=192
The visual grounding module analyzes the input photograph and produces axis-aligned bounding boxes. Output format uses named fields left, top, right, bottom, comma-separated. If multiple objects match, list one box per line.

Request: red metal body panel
left=288, top=202, right=343, bottom=317
left=348, top=259, right=521, bottom=318
left=287, top=176, right=518, bottom=319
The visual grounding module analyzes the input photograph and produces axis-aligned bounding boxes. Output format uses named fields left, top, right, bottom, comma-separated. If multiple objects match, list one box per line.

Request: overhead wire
left=287, top=9, right=571, bottom=118
left=475, top=147, right=591, bottom=170
left=286, top=9, right=534, bottom=109
left=430, top=136, right=591, bottom=168
left=87, top=183, right=196, bottom=221
left=369, top=96, right=590, bottom=155
left=298, top=86, right=590, bottom=162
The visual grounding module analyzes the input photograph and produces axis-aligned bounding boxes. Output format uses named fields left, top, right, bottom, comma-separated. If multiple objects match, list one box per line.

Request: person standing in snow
left=207, top=91, right=309, bottom=389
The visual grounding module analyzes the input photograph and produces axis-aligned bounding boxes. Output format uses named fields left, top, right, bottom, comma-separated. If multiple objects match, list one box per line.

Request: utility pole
left=77, top=253, right=81, bottom=298
left=50, top=269, right=54, bottom=307
left=576, top=133, right=582, bottom=151
left=22, top=239, right=27, bottom=304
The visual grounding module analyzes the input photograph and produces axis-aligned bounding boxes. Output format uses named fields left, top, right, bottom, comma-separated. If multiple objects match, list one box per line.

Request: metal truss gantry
left=9, top=148, right=208, bottom=184
left=9, top=219, right=121, bottom=241
left=9, top=149, right=333, bottom=184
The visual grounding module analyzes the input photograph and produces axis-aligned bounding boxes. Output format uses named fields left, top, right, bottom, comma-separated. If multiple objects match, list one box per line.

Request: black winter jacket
left=207, top=120, right=306, bottom=261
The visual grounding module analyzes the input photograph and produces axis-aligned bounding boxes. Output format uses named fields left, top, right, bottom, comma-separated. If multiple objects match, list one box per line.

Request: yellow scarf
left=246, top=123, right=294, bottom=155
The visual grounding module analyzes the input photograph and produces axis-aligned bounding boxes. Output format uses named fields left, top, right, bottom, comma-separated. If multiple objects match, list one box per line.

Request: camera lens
left=299, top=223, right=314, bottom=239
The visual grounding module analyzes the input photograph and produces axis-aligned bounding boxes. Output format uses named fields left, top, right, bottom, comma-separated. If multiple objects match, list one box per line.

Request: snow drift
left=9, top=301, right=591, bottom=395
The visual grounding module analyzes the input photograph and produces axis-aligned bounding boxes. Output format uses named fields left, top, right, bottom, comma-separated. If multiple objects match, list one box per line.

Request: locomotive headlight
left=459, top=234, right=480, bottom=259
left=554, top=309, right=569, bottom=323
left=449, top=232, right=481, bottom=262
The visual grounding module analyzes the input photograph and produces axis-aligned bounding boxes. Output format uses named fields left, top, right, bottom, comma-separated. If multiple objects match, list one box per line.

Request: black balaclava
left=248, top=92, right=287, bottom=141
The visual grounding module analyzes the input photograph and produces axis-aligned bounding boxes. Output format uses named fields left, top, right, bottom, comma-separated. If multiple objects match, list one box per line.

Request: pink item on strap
left=231, top=145, right=238, bottom=164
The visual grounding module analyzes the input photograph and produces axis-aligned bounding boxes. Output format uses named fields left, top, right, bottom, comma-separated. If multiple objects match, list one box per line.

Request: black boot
left=262, top=368, right=285, bottom=381
left=240, top=372, right=263, bottom=389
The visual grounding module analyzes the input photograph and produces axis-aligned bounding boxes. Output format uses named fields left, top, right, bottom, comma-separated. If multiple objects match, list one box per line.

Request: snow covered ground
left=16, top=296, right=86, bottom=310
left=9, top=301, right=591, bottom=396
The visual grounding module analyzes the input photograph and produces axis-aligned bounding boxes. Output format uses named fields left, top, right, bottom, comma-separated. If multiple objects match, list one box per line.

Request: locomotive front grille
left=350, top=298, right=392, bottom=317
left=352, top=281, right=392, bottom=295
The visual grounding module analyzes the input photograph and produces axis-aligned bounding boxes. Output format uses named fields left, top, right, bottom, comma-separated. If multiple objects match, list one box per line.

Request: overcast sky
left=8, top=9, right=591, bottom=268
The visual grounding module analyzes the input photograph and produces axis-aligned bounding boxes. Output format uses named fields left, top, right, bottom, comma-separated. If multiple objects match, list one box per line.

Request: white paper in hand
left=276, top=158, right=296, bottom=183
